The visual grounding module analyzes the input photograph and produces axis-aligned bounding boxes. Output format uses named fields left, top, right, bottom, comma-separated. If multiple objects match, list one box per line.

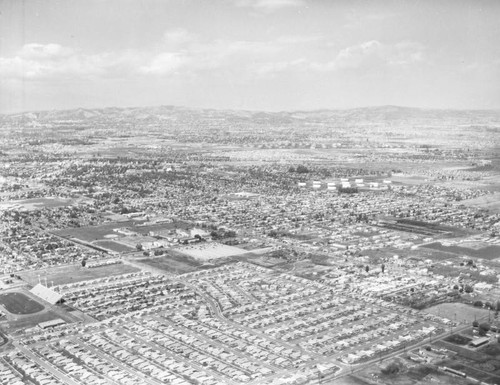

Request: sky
left=0, top=0, right=499, bottom=113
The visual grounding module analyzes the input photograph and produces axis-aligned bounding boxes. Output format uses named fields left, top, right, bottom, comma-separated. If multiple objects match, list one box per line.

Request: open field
left=132, top=220, right=192, bottom=234
left=0, top=292, right=44, bottom=315
left=0, top=330, right=7, bottom=346
left=481, top=343, right=500, bottom=360
left=1, top=310, right=65, bottom=332
left=423, top=242, right=500, bottom=260
left=333, top=376, right=372, bottom=385
left=19, top=263, right=140, bottom=286
left=136, top=254, right=201, bottom=274
left=93, top=240, right=135, bottom=253
left=53, top=220, right=139, bottom=242
left=176, top=243, right=249, bottom=260
left=0, top=197, right=79, bottom=211
left=433, top=340, right=500, bottom=383
left=461, top=192, right=500, bottom=213
left=424, top=302, right=490, bottom=324
left=54, top=220, right=191, bottom=244
left=352, top=359, right=470, bottom=385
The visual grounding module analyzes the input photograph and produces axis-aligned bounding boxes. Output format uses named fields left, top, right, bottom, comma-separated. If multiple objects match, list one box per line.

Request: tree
left=473, top=300, right=483, bottom=307
left=81, top=259, right=86, bottom=267
left=381, top=362, right=400, bottom=375
left=381, top=264, right=385, bottom=273
left=296, top=165, right=309, bottom=174
left=472, top=320, right=479, bottom=327
left=479, top=323, right=490, bottom=332
left=225, top=230, right=236, bottom=238
left=268, top=230, right=279, bottom=238
left=365, top=265, right=370, bottom=273
left=136, top=243, right=143, bottom=251
left=464, top=284, right=474, bottom=293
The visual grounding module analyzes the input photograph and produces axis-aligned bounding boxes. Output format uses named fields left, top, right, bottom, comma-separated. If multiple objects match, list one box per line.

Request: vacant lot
left=19, top=263, right=140, bottom=286
left=0, top=292, right=44, bottom=315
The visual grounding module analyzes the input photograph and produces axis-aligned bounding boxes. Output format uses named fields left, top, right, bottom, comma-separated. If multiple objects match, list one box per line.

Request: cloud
left=233, top=0, right=305, bottom=12
left=139, top=52, right=188, bottom=75
left=0, top=43, right=143, bottom=80
left=163, top=28, right=196, bottom=46
left=19, top=43, right=75, bottom=60
left=333, top=40, right=383, bottom=69
left=311, top=40, right=425, bottom=71
left=0, top=37, right=423, bottom=84
left=250, top=40, right=425, bottom=74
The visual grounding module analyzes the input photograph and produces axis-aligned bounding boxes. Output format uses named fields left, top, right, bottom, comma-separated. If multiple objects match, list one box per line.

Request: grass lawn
left=0, top=292, right=44, bottom=315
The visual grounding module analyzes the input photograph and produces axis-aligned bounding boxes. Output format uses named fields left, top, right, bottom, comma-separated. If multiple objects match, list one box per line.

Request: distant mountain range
left=1, top=105, right=500, bottom=126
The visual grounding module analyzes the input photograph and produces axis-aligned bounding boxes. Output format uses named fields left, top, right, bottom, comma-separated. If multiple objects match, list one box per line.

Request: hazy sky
left=1, top=0, right=499, bottom=113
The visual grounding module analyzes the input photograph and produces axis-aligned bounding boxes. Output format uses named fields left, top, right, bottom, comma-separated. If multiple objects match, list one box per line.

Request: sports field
left=0, top=292, right=44, bottom=315
left=424, top=302, right=490, bottom=324
left=19, top=263, right=140, bottom=286
left=177, top=243, right=249, bottom=260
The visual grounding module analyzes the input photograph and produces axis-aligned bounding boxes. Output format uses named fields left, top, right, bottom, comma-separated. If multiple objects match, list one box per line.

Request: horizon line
left=2, top=103, right=500, bottom=117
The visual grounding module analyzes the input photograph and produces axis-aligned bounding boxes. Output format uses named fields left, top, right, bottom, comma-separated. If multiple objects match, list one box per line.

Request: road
left=13, top=341, right=82, bottom=385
